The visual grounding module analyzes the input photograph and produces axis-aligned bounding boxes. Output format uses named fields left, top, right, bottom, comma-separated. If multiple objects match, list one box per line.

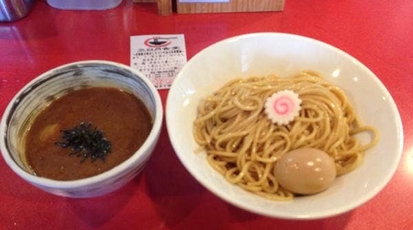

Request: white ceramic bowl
left=166, top=33, right=403, bottom=219
left=0, top=60, right=163, bottom=198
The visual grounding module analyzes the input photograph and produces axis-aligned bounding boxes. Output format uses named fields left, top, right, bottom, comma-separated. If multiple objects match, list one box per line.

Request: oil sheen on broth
left=24, top=87, right=153, bottom=180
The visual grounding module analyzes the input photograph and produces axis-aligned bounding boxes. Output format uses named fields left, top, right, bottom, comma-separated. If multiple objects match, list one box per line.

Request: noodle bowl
left=193, top=71, right=379, bottom=200
left=167, top=32, right=402, bottom=218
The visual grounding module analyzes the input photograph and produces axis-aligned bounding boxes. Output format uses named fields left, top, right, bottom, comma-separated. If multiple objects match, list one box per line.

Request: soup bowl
left=0, top=60, right=163, bottom=198
left=166, top=33, right=403, bottom=219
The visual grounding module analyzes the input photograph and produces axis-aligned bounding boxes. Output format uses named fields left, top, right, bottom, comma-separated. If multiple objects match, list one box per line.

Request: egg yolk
left=273, top=148, right=336, bottom=195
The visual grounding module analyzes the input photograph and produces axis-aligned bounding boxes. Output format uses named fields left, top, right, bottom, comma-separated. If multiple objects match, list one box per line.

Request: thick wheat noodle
left=194, top=71, right=379, bottom=201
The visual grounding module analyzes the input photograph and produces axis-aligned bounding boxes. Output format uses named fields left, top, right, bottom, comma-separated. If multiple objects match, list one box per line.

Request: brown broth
left=24, top=87, right=153, bottom=180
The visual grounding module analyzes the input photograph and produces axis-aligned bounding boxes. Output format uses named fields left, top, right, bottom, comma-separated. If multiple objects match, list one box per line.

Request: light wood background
left=177, top=0, right=284, bottom=14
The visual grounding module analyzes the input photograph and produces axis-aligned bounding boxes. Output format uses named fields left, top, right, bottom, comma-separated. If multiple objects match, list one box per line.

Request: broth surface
left=25, top=87, right=153, bottom=180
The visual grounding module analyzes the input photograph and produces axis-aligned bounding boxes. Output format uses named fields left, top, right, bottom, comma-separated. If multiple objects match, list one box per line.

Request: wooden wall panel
left=132, top=0, right=285, bottom=15
left=177, top=0, right=285, bottom=14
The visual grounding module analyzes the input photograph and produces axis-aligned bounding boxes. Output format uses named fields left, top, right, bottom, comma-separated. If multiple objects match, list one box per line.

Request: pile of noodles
left=193, top=71, right=379, bottom=200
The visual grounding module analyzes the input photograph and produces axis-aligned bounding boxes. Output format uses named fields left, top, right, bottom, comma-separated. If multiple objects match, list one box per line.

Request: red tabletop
left=1, top=0, right=413, bottom=229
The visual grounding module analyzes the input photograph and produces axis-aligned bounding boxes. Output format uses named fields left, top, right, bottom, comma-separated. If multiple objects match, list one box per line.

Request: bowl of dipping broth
left=0, top=60, right=163, bottom=198
left=166, top=33, right=403, bottom=219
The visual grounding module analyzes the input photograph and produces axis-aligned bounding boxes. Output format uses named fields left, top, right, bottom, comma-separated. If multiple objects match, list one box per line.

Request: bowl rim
left=0, top=60, right=163, bottom=190
left=166, top=32, right=404, bottom=219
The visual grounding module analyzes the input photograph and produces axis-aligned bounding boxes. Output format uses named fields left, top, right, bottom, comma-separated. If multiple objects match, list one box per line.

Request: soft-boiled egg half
left=273, top=148, right=336, bottom=195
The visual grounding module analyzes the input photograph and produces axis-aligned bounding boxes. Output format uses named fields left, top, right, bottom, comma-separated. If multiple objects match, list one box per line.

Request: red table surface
left=1, top=0, right=413, bottom=229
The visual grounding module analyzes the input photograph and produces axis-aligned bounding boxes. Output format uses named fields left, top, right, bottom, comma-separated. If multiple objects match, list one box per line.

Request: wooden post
left=132, top=0, right=173, bottom=16
left=157, top=0, right=173, bottom=16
